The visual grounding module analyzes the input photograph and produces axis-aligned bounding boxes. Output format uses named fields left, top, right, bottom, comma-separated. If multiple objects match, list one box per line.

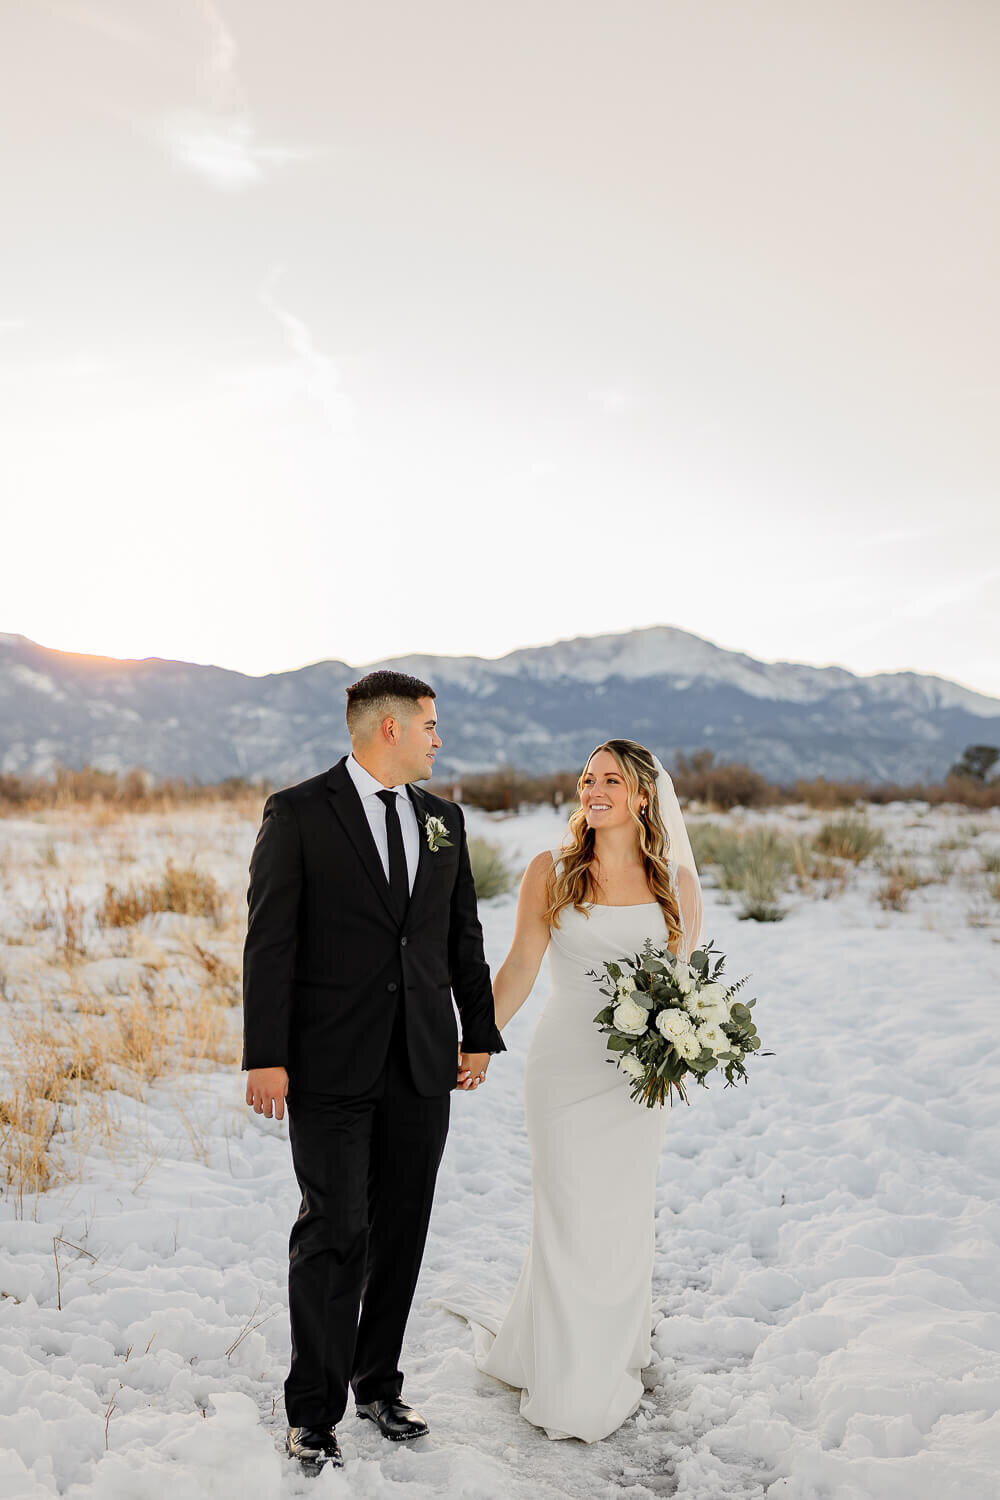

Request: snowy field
left=1, top=798, right=999, bottom=1499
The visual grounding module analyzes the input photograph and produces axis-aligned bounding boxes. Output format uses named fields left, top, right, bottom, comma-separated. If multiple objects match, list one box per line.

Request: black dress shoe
left=356, top=1397, right=428, bottom=1441
left=285, top=1425, right=344, bottom=1473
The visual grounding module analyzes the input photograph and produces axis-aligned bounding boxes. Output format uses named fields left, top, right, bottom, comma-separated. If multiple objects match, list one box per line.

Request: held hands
left=246, top=1066, right=289, bottom=1120
left=456, top=1051, right=491, bottom=1092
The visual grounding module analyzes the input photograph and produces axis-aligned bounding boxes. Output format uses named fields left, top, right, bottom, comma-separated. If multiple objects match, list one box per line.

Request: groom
left=242, top=669, right=505, bottom=1472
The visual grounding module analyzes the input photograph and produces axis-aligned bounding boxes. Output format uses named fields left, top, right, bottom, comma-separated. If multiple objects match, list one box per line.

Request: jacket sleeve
left=241, top=793, right=302, bottom=1070
left=447, top=806, right=506, bottom=1055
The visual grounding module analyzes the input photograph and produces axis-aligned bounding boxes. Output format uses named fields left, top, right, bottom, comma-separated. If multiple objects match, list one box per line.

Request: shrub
left=687, top=821, right=744, bottom=872
left=737, top=863, right=788, bottom=922
left=442, top=768, right=579, bottom=813
left=814, top=815, right=884, bottom=862
left=876, top=857, right=931, bottom=892
left=467, top=838, right=515, bottom=900
left=793, top=778, right=872, bottom=809
left=949, top=745, right=999, bottom=783
left=98, top=860, right=223, bottom=928
left=689, top=823, right=796, bottom=921
left=671, top=750, right=775, bottom=810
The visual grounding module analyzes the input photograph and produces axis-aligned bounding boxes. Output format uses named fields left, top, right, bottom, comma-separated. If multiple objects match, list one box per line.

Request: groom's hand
left=246, top=1066, right=289, bottom=1120
left=457, top=1051, right=491, bottom=1091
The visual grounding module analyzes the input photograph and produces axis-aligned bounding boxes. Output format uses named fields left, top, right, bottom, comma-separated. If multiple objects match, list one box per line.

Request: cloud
left=259, top=270, right=354, bottom=433
left=155, top=0, right=320, bottom=190
left=156, top=110, right=315, bottom=191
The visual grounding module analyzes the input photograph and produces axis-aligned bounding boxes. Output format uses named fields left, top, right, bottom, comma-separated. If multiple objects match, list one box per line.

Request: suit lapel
left=406, top=783, right=434, bottom=913
left=325, top=759, right=399, bottom=925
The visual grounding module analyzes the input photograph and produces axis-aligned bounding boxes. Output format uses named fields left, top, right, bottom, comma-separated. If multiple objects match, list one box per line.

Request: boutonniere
left=423, top=813, right=453, bottom=853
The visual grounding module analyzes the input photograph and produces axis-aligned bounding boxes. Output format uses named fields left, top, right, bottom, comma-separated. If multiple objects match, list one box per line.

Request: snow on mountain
left=1, top=627, right=998, bottom=784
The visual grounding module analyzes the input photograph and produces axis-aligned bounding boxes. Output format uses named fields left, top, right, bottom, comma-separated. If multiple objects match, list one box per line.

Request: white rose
left=698, top=1024, right=730, bottom=1054
left=697, top=1002, right=730, bottom=1028
left=688, top=987, right=730, bottom=1021
left=616, top=976, right=636, bottom=996
left=655, top=1008, right=694, bottom=1044
left=619, top=1053, right=645, bottom=1082
left=698, top=982, right=730, bottom=1005
left=613, top=997, right=648, bottom=1036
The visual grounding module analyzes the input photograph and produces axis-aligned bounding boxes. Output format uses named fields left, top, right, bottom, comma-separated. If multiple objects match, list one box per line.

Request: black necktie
left=376, top=789, right=409, bottom=917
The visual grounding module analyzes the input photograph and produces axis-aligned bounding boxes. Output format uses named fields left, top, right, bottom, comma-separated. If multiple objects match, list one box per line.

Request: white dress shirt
left=346, top=754, right=421, bottom=894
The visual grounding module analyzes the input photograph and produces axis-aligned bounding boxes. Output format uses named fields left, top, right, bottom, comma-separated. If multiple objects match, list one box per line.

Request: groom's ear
left=378, top=713, right=401, bottom=746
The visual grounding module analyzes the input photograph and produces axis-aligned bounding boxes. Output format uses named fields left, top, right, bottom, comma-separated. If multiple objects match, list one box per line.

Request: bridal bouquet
left=590, top=939, right=762, bottom=1107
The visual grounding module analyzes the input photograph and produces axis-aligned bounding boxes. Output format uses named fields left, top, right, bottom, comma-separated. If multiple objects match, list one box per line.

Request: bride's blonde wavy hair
left=544, top=738, right=683, bottom=952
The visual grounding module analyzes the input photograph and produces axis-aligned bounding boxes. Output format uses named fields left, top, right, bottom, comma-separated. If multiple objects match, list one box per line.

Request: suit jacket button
left=400, top=936, right=408, bottom=947
left=386, top=981, right=398, bottom=993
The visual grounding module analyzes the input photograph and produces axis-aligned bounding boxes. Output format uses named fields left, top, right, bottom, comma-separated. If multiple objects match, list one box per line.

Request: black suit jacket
left=241, top=758, right=505, bottom=1097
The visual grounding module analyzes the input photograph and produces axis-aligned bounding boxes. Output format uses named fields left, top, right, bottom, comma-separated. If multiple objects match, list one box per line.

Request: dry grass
left=0, top=767, right=268, bottom=817
left=814, top=815, right=885, bottom=863
left=98, top=860, right=224, bottom=929
left=878, top=875, right=912, bottom=911
left=0, top=1093, right=59, bottom=1197
left=1, top=807, right=246, bottom=1204
left=1, top=989, right=238, bottom=1202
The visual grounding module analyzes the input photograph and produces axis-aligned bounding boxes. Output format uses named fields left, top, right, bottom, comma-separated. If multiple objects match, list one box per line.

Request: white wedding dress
left=442, top=852, right=696, bottom=1444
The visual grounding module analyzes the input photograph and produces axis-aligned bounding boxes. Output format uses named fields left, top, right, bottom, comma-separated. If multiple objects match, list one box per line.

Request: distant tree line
left=437, top=743, right=1000, bottom=813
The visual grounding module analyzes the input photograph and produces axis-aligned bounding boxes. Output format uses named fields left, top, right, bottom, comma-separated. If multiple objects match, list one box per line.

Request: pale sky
left=3, top=0, right=999, bottom=694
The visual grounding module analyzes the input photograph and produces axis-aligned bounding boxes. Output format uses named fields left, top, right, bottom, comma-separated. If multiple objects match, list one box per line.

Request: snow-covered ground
left=1, top=800, right=999, bottom=1499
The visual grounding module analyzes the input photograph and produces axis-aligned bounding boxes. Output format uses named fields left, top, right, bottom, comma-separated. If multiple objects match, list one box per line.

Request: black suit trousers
left=283, top=1001, right=450, bottom=1426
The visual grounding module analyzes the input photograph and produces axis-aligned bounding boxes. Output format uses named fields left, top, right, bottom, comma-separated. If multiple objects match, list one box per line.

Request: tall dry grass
left=0, top=767, right=268, bottom=817
left=1, top=809, right=244, bottom=1206
left=2, top=991, right=239, bottom=1205
left=98, top=860, right=224, bottom=928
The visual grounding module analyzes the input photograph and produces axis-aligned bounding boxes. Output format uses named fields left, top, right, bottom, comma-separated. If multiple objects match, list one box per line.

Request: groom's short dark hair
left=345, top=669, right=435, bottom=738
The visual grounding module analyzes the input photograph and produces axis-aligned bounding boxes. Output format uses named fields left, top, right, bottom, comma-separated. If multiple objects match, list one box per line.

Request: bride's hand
left=457, top=1051, right=490, bottom=1090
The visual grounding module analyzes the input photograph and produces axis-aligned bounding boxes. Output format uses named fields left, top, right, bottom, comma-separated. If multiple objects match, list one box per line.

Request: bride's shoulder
left=519, top=848, right=561, bottom=894
left=525, top=848, right=559, bottom=879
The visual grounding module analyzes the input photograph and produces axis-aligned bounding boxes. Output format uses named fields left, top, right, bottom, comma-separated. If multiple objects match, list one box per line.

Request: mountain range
left=1, top=627, right=998, bottom=787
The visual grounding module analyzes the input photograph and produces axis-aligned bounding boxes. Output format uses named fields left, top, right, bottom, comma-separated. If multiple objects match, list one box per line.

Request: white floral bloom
left=613, top=996, right=648, bottom=1036
left=698, top=1024, right=730, bottom=1054
left=655, top=1008, right=694, bottom=1044
left=619, top=1053, right=646, bottom=1082
left=616, top=976, right=636, bottom=996
left=688, top=987, right=730, bottom=1021
left=699, top=1002, right=731, bottom=1028
left=698, top=981, right=730, bottom=1005
left=676, top=1030, right=703, bottom=1061
left=672, top=963, right=695, bottom=995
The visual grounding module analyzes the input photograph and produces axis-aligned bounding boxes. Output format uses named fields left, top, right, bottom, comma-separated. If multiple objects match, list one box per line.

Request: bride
left=443, top=738, right=703, bottom=1443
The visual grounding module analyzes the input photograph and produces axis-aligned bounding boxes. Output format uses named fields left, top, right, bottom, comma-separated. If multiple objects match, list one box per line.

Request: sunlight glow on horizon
left=4, top=2, right=998, bottom=698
